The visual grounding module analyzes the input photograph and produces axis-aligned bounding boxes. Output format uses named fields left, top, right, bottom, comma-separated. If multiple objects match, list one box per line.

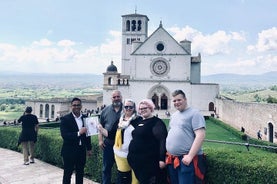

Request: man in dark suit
left=60, top=97, right=92, bottom=184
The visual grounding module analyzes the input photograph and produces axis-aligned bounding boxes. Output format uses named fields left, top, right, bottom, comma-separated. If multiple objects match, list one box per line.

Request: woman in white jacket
left=98, top=99, right=142, bottom=183
left=114, top=99, right=142, bottom=184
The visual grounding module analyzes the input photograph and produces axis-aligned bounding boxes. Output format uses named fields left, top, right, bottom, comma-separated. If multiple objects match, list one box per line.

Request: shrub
left=1, top=119, right=277, bottom=183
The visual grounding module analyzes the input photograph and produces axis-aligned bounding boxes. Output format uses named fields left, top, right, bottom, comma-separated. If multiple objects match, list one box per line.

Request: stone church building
left=102, top=12, right=219, bottom=116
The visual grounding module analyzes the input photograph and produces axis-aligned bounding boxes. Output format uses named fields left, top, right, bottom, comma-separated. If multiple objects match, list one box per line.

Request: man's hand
left=98, top=140, right=105, bottom=150
left=182, top=154, right=193, bottom=166
left=87, top=150, right=92, bottom=157
left=79, top=127, right=87, bottom=135
left=159, top=161, right=166, bottom=169
left=97, top=124, right=108, bottom=137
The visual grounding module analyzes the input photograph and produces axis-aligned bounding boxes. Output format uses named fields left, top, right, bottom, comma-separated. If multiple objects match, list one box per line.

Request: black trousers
left=117, top=170, right=131, bottom=184
left=62, top=147, right=86, bottom=184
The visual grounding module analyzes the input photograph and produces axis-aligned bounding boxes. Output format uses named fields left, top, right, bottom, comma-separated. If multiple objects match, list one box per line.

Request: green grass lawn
left=0, top=111, right=23, bottom=122
left=203, top=119, right=273, bottom=154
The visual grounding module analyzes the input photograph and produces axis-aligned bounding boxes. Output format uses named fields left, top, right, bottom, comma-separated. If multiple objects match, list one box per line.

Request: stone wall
left=216, top=98, right=277, bottom=143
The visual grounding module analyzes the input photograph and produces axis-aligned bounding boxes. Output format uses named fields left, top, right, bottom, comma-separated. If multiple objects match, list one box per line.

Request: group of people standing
left=95, top=89, right=206, bottom=184
left=18, top=89, right=206, bottom=184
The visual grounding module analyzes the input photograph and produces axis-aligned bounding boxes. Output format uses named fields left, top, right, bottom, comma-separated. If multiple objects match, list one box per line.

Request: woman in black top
left=127, top=99, right=168, bottom=184
left=18, top=106, right=39, bottom=165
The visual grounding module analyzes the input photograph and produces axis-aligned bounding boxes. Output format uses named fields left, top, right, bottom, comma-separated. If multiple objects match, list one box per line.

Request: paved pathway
left=0, top=148, right=99, bottom=184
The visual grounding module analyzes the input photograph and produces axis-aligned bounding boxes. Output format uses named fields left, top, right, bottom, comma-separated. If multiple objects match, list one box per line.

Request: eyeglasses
left=124, top=106, right=134, bottom=110
left=72, top=104, right=81, bottom=107
left=139, top=107, right=148, bottom=111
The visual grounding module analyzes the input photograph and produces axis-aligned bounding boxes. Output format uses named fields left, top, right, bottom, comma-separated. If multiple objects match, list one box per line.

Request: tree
left=266, top=95, right=277, bottom=103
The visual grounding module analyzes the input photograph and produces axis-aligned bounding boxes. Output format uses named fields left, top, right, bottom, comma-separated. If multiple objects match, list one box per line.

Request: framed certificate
left=84, top=117, right=99, bottom=136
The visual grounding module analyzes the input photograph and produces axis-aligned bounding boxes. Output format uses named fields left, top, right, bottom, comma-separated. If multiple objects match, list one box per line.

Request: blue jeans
left=167, top=156, right=195, bottom=184
left=102, top=139, right=115, bottom=184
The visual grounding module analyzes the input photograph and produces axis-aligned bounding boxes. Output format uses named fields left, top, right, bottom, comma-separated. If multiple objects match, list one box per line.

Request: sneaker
left=30, top=159, right=35, bottom=163
left=24, top=162, right=29, bottom=165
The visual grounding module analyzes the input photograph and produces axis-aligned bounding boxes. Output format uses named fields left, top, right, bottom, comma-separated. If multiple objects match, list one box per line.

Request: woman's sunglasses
left=124, top=106, right=134, bottom=110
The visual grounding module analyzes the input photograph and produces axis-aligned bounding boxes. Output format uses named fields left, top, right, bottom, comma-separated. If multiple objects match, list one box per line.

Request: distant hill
left=0, top=73, right=103, bottom=89
left=0, top=71, right=276, bottom=91
left=202, top=71, right=277, bottom=91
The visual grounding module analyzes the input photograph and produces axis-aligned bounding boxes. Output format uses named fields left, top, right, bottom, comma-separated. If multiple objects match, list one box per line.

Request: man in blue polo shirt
left=98, top=90, right=123, bottom=184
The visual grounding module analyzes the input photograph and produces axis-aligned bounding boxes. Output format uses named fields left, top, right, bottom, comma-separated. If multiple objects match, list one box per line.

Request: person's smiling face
left=71, top=100, right=82, bottom=117
left=173, top=94, right=187, bottom=112
left=124, top=101, right=135, bottom=117
left=138, top=104, right=152, bottom=119
left=112, top=91, right=122, bottom=107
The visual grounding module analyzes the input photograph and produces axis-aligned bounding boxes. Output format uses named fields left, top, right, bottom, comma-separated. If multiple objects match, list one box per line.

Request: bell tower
left=121, top=12, right=149, bottom=75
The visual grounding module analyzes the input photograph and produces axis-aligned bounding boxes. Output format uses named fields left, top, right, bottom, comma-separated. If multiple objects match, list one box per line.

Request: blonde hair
left=123, top=99, right=137, bottom=114
left=138, top=99, right=155, bottom=112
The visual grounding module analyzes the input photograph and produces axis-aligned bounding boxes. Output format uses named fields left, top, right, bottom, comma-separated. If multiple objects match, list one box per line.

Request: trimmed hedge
left=205, top=147, right=277, bottom=183
left=1, top=118, right=277, bottom=183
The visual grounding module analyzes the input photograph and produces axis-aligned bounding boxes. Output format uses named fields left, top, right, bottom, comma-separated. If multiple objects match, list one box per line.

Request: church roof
left=122, top=13, right=149, bottom=20
left=131, top=23, right=190, bottom=55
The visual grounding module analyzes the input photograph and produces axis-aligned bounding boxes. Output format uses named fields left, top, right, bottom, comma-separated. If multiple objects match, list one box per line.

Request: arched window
left=160, top=94, right=168, bottom=110
left=126, top=20, right=130, bottom=31
left=108, top=77, right=113, bottom=85
left=209, top=102, right=215, bottom=111
left=151, top=94, right=159, bottom=110
left=51, top=105, right=55, bottom=119
left=40, top=104, right=43, bottom=118
left=138, top=20, right=142, bottom=31
left=124, top=79, right=128, bottom=85
left=45, top=104, right=49, bottom=118
left=268, top=123, right=274, bottom=143
left=132, top=20, right=136, bottom=31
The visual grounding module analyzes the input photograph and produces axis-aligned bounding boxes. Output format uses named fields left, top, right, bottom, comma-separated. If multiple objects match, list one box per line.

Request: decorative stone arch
left=151, top=93, right=159, bottom=109
left=131, top=20, right=136, bottom=31
left=137, top=20, right=142, bottom=31
left=126, top=20, right=130, bottom=31
left=108, top=77, right=113, bottom=85
left=51, top=105, right=55, bottom=119
left=209, top=102, right=215, bottom=111
left=45, top=104, right=49, bottom=118
left=39, top=104, right=43, bottom=118
left=268, top=122, right=274, bottom=143
left=148, top=85, right=170, bottom=110
left=160, top=94, right=168, bottom=110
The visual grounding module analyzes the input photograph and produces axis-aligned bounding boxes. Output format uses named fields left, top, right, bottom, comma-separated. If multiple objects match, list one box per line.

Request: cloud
left=0, top=31, right=121, bottom=74
left=202, top=53, right=277, bottom=75
left=0, top=25, right=275, bottom=75
left=32, top=39, right=53, bottom=47
left=168, top=25, right=277, bottom=75
left=100, top=31, right=121, bottom=55
left=247, top=27, right=277, bottom=52
left=168, top=26, right=246, bottom=55
left=57, top=40, right=76, bottom=47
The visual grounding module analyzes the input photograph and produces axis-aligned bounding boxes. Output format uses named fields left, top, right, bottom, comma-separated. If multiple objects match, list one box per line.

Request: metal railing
left=205, top=139, right=277, bottom=151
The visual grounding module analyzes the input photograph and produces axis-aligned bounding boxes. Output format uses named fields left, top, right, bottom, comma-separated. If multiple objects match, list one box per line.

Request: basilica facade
left=103, top=12, right=219, bottom=116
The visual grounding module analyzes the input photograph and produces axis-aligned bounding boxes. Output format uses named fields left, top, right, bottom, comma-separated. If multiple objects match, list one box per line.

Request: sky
left=0, top=0, right=276, bottom=76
